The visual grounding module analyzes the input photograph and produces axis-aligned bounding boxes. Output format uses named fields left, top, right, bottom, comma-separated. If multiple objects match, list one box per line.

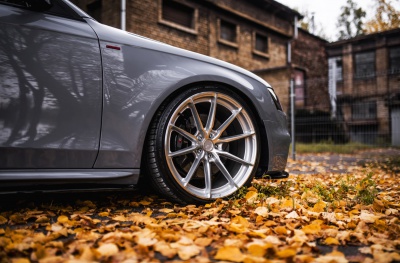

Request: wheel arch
left=139, top=77, right=270, bottom=177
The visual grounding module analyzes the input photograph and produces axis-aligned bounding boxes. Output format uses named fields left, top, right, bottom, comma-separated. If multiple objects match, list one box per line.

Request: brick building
left=327, top=28, right=400, bottom=145
left=71, top=0, right=308, bottom=113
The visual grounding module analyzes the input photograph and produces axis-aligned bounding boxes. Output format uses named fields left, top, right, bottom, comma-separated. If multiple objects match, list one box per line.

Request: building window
left=218, top=19, right=238, bottom=45
left=354, top=51, right=375, bottom=79
left=255, top=33, right=268, bottom=53
left=352, top=101, right=377, bottom=120
left=160, top=0, right=197, bottom=33
left=389, top=46, right=400, bottom=74
left=252, top=32, right=270, bottom=58
left=336, top=59, right=343, bottom=82
left=294, top=70, right=305, bottom=108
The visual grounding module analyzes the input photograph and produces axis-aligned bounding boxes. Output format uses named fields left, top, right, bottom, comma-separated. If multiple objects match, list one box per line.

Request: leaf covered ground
left=0, top=152, right=399, bottom=263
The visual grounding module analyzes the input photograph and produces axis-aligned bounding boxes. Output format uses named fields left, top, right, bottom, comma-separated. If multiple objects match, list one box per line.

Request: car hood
left=87, top=19, right=272, bottom=89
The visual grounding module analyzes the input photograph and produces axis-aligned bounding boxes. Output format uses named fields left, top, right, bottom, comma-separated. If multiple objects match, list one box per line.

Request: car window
left=0, top=0, right=83, bottom=20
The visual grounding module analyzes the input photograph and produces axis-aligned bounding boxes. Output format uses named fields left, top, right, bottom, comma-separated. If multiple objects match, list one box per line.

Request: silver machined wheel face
left=165, top=91, right=257, bottom=200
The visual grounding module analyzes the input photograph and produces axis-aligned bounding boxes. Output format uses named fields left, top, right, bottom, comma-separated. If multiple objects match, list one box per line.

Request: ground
left=0, top=149, right=399, bottom=263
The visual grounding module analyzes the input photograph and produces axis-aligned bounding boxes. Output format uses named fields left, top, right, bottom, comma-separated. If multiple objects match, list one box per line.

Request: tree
left=365, top=0, right=400, bottom=33
left=336, top=0, right=366, bottom=40
left=296, top=9, right=330, bottom=41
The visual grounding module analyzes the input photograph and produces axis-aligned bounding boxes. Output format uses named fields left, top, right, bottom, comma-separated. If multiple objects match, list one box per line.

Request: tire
left=144, top=85, right=260, bottom=204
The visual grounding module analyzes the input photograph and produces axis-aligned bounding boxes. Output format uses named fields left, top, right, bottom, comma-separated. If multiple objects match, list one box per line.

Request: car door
left=0, top=1, right=102, bottom=168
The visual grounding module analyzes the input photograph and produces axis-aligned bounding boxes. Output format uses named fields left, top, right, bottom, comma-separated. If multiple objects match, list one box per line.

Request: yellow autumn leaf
left=112, top=215, right=128, bottom=221
left=35, top=216, right=49, bottom=223
left=215, top=246, right=245, bottom=262
left=194, top=237, right=212, bottom=247
left=254, top=207, right=268, bottom=217
left=312, top=201, right=326, bottom=212
left=177, top=245, right=201, bottom=260
left=359, top=210, right=380, bottom=223
left=159, top=208, right=174, bottom=213
left=302, top=223, right=321, bottom=235
left=276, top=248, right=296, bottom=258
left=281, top=198, right=295, bottom=210
left=325, top=237, right=340, bottom=245
left=227, top=216, right=250, bottom=233
left=245, top=191, right=258, bottom=203
left=154, top=241, right=177, bottom=258
left=139, top=200, right=152, bottom=206
left=79, top=246, right=95, bottom=261
left=0, top=216, right=7, bottom=224
left=285, top=210, right=300, bottom=219
left=10, top=213, right=25, bottom=224
left=57, top=215, right=69, bottom=224
left=97, top=243, right=119, bottom=257
left=98, top=211, right=109, bottom=217
left=274, top=226, right=288, bottom=235
left=314, top=250, right=348, bottom=263
left=11, top=258, right=30, bottom=263
left=247, top=244, right=266, bottom=257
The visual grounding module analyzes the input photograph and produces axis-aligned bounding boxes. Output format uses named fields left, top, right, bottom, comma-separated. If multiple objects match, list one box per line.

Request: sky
left=274, top=0, right=400, bottom=41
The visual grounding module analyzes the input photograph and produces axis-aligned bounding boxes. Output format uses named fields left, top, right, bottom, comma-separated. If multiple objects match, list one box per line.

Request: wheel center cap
left=203, top=139, right=214, bottom=152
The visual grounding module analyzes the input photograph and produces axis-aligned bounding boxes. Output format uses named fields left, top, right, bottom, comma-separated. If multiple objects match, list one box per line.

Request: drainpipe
left=289, top=15, right=298, bottom=160
left=121, top=0, right=126, bottom=31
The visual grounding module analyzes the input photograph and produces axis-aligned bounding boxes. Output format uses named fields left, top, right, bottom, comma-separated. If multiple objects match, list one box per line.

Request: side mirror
left=30, top=0, right=53, bottom=11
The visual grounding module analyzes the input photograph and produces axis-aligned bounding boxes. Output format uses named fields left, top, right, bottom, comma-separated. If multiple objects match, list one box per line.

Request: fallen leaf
left=215, top=246, right=245, bottom=262
left=325, top=237, right=340, bottom=245
left=97, top=243, right=119, bottom=257
left=254, top=207, right=268, bottom=217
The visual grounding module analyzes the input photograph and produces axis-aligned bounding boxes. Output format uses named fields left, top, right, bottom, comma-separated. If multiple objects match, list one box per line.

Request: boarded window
left=255, top=33, right=268, bottom=53
left=162, top=0, right=194, bottom=29
left=355, top=51, right=375, bottom=79
left=220, top=20, right=237, bottom=43
left=389, top=46, right=400, bottom=74
left=352, top=101, right=377, bottom=120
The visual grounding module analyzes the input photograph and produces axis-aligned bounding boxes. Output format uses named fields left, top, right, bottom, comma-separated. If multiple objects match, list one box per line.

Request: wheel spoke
left=205, top=94, right=217, bottom=135
left=215, top=108, right=242, bottom=138
left=217, top=132, right=255, bottom=143
left=169, top=146, right=197, bottom=158
left=203, top=155, right=212, bottom=198
left=170, top=124, right=197, bottom=143
left=188, top=99, right=205, bottom=137
left=164, top=91, right=258, bottom=200
left=215, top=149, right=253, bottom=166
left=212, top=152, right=239, bottom=189
left=182, top=153, right=203, bottom=186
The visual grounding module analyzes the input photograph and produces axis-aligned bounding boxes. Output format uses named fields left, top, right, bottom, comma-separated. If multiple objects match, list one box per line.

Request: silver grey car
left=0, top=0, right=290, bottom=203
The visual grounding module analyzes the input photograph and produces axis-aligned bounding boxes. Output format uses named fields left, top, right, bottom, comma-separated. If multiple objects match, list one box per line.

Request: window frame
left=351, top=101, right=377, bottom=120
left=354, top=51, right=376, bottom=79
left=217, top=18, right=239, bottom=48
left=158, top=0, right=198, bottom=35
left=389, top=46, right=400, bottom=75
left=252, top=31, right=270, bottom=59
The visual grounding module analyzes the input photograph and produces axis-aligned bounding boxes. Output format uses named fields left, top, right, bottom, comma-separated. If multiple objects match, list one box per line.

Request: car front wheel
left=145, top=85, right=260, bottom=203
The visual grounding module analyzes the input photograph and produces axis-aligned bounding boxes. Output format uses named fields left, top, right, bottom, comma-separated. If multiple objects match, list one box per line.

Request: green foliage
left=355, top=172, right=378, bottom=205
left=294, top=142, right=374, bottom=154
left=230, top=186, right=248, bottom=200
left=252, top=180, right=294, bottom=198
left=337, top=0, right=366, bottom=40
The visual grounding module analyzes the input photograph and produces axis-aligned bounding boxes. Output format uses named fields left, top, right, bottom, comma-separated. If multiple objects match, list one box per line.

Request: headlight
left=267, top=87, right=283, bottom=111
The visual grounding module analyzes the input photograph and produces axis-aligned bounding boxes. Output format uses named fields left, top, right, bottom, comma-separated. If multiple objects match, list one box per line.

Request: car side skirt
left=0, top=169, right=139, bottom=186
